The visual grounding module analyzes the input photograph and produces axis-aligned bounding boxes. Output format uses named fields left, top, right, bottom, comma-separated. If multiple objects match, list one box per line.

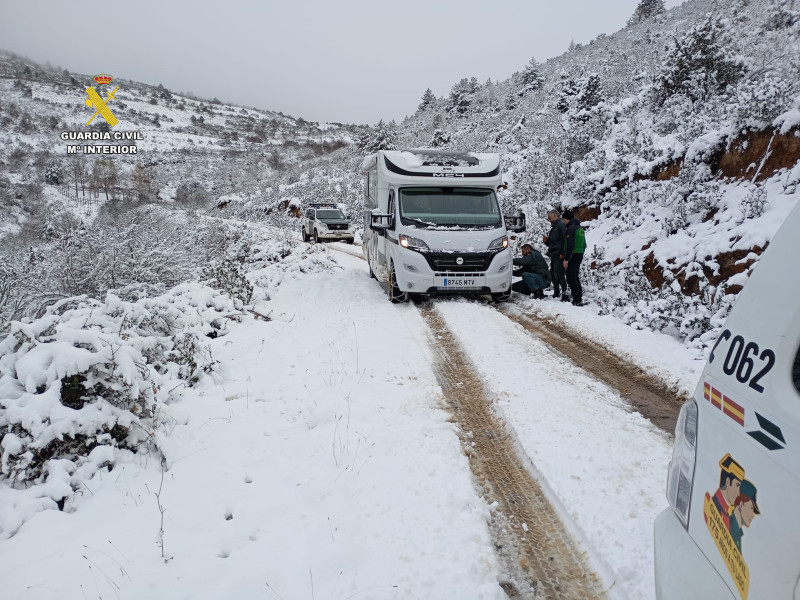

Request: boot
left=561, top=294, right=570, bottom=302
left=533, top=289, right=545, bottom=299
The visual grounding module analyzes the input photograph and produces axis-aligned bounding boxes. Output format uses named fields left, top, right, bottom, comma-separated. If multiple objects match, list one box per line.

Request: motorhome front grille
left=423, top=252, right=494, bottom=272
left=434, top=272, right=484, bottom=278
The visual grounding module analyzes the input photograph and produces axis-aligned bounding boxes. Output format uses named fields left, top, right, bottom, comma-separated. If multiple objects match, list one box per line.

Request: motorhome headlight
left=399, top=234, right=429, bottom=251
left=488, top=236, right=509, bottom=251
left=666, top=400, right=698, bottom=528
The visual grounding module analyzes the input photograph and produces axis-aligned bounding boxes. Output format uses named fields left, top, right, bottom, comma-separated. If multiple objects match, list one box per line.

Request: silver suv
left=301, top=204, right=355, bottom=244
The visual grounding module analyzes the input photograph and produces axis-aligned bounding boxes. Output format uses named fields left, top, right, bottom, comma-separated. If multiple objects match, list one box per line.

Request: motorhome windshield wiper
left=438, top=223, right=495, bottom=230
left=403, top=217, right=433, bottom=228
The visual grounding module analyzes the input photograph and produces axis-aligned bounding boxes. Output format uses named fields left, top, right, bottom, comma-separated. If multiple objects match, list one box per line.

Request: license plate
left=440, top=277, right=475, bottom=287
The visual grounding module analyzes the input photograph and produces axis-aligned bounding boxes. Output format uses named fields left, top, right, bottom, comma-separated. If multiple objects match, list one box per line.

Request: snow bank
left=0, top=233, right=342, bottom=539
left=0, top=286, right=236, bottom=537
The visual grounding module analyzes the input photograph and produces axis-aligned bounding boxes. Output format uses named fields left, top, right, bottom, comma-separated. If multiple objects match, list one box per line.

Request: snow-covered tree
left=627, top=0, right=666, bottom=26
left=658, top=16, right=745, bottom=104
left=763, top=0, right=800, bottom=31
left=576, top=73, right=603, bottom=111
left=131, top=164, right=154, bottom=201
left=517, top=58, right=544, bottom=97
left=91, top=159, right=117, bottom=200
left=43, top=159, right=63, bottom=185
left=556, top=72, right=579, bottom=114
left=447, top=77, right=479, bottom=115
left=358, top=119, right=398, bottom=153
left=418, top=88, right=436, bottom=111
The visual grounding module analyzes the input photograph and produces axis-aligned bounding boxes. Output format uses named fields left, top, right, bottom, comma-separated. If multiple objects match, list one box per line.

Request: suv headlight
left=666, top=401, right=698, bottom=528
left=488, top=236, right=509, bottom=251
left=318, top=222, right=328, bottom=231
left=399, top=234, right=429, bottom=251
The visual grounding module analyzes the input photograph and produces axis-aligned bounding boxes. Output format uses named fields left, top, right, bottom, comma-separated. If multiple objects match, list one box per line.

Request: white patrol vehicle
left=654, top=198, right=800, bottom=599
left=361, top=149, right=525, bottom=303
left=301, top=203, right=355, bottom=244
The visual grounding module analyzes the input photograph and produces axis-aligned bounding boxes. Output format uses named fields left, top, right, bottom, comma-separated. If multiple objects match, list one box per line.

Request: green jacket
left=513, top=249, right=550, bottom=278
left=563, top=218, right=586, bottom=260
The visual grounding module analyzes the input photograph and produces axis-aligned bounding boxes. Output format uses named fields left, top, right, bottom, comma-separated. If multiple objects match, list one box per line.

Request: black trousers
left=548, top=255, right=567, bottom=295
left=565, top=253, right=583, bottom=302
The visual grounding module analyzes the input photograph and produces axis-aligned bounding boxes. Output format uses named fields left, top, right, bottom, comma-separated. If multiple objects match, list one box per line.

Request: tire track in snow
left=495, top=304, right=686, bottom=433
left=420, top=303, right=607, bottom=600
left=326, top=241, right=685, bottom=435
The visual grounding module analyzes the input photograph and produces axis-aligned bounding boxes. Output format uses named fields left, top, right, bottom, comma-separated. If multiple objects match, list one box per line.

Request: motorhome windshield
left=317, top=209, right=346, bottom=220
left=399, top=187, right=501, bottom=228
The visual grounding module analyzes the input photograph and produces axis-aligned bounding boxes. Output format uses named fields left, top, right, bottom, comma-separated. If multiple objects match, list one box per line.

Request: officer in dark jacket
left=511, top=244, right=551, bottom=299
left=561, top=210, right=586, bottom=306
left=543, top=209, right=568, bottom=301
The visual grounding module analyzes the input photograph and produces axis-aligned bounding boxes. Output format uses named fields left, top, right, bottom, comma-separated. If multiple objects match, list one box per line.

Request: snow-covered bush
left=201, top=259, right=253, bottom=306
left=0, top=284, right=237, bottom=508
left=0, top=204, right=259, bottom=333
left=42, top=160, right=63, bottom=185
left=587, top=261, right=714, bottom=344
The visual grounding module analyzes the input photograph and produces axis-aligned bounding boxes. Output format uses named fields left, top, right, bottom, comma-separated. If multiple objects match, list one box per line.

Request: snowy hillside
left=392, top=0, right=800, bottom=349
left=0, top=50, right=366, bottom=332
left=0, top=48, right=361, bottom=232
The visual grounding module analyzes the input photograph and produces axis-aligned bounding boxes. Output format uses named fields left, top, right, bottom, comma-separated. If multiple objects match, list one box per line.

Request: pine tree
left=627, top=0, right=666, bottom=26
left=503, top=90, right=519, bottom=111
left=576, top=73, right=603, bottom=111
left=358, top=120, right=397, bottom=153
left=418, top=88, right=436, bottom=111
left=518, top=58, right=544, bottom=97
left=658, top=16, right=745, bottom=104
left=556, top=72, right=578, bottom=114
left=447, top=77, right=479, bottom=115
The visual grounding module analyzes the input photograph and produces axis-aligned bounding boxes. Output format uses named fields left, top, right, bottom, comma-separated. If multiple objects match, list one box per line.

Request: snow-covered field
left=0, top=242, right=698, bottom=600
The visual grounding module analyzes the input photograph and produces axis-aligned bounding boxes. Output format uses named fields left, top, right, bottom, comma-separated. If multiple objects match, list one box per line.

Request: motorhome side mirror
left=370, top=212, right=393, bottom=232
left=504, top=213, right=526, bottom=233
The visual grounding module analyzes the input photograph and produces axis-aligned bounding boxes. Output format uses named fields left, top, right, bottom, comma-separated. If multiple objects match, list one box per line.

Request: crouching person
left=511, top=244, right=551, bottom=299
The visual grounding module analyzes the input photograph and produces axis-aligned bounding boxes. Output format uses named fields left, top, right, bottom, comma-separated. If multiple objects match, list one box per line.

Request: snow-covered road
left=0, top=244, right=701, bottom=600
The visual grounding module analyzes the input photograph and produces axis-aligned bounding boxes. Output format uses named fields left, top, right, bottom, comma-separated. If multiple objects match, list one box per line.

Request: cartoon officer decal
left=730, top=479, right=760, bottom=552
left=704, top=453, right=761, bottom=600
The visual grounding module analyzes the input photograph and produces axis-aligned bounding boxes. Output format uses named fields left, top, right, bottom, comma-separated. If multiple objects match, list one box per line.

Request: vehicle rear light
left=666, top=400, right=698, bottom=528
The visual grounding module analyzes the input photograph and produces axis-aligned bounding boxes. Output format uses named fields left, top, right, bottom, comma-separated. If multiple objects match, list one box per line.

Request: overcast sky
left=1, top=0, right=684, bottom=125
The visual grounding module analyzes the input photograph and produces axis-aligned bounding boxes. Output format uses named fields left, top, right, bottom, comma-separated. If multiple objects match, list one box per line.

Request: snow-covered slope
left=392, top=0, right=800, bottom=349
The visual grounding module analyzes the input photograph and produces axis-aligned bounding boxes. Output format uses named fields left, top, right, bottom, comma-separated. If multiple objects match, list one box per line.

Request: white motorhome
left=361, top=149, right=524, bottom=303
left=654, top=199, right=800, bottom=599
